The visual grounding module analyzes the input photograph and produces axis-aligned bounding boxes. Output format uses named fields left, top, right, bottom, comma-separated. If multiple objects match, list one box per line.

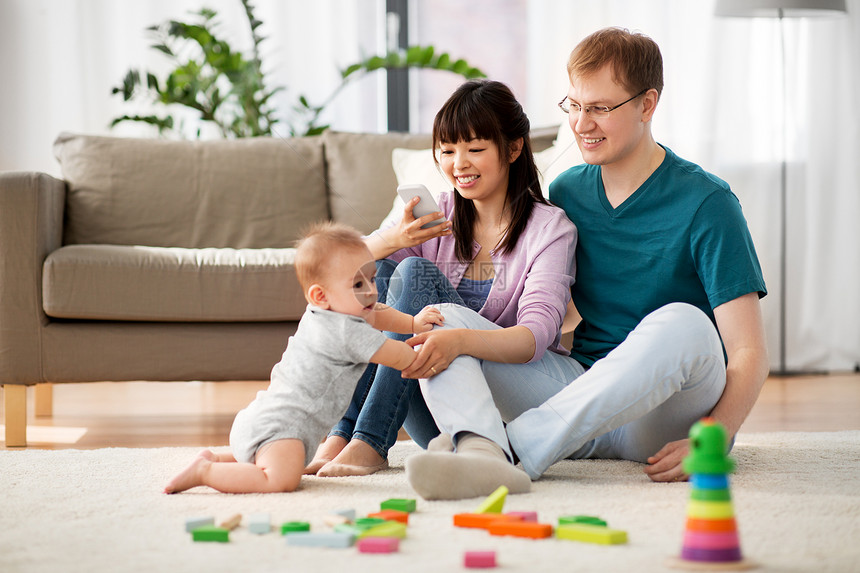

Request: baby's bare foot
left=164, top=450, right=215, bottom=494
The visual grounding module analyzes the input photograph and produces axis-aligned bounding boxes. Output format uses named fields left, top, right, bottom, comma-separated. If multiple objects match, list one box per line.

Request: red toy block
left=488, top=521, right=553, bottom=539
left=464, top=550, right=497, bottom=568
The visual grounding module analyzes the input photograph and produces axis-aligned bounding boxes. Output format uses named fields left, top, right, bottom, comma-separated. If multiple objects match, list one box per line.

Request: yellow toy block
left=358, top=520, right=407, bottom=539
left=475, top=485, right=508, bottom=514
left=556, top=523, right=628, bottom=545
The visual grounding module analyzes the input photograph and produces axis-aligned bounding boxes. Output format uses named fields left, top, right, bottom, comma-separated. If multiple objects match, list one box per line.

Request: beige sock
left=426, top=433, right=454, bottom=452
left=406, top=432, right=531, bottom=500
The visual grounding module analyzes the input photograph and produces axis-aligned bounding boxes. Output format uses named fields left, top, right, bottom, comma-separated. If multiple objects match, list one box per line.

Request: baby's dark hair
left=295, top=221, right=367, bottom=292
left=432, top=79, right=548, bottom=262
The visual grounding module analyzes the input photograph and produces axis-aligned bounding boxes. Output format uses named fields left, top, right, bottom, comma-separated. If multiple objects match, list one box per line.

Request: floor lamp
left=714, top=0, right=847, bottom=375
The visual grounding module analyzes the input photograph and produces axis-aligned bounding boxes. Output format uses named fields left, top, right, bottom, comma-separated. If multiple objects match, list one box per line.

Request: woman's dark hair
left=432, top=79, right=548, bottom=262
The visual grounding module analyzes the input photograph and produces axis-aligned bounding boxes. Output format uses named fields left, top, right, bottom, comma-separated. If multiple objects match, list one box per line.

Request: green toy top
left=682, top=418, right=736, bottom=475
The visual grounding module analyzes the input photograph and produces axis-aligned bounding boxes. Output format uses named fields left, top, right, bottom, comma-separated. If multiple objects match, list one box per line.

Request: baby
left=164, top=221, right=443, bottom=494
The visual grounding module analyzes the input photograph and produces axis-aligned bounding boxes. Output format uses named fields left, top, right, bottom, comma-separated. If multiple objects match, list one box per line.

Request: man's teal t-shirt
left=549, top=145, right=766, bottom=368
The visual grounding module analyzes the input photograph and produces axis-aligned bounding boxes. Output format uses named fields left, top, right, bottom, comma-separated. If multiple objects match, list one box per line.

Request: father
left=407, top=27, right=767, bottom=498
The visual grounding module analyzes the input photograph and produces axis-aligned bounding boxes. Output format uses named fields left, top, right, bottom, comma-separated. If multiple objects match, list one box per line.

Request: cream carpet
left=2, top=432, right=858, bottom=573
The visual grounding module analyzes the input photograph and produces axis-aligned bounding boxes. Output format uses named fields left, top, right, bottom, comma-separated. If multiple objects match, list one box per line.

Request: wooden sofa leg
left=3, top=385, right=27, bottom=447
left=35, top=383, right=53, bottom=417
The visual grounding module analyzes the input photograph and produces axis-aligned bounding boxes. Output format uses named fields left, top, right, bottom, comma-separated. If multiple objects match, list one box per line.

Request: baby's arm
left=369, top=339, right=418, bottom=371
left=369, top=304, right=443, bottom=334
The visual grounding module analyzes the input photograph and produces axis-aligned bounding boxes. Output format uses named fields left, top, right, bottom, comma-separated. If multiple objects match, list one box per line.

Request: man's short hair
left=567, top=27, right=664, bottom=98
left=294, top=221, right=368, bottom=292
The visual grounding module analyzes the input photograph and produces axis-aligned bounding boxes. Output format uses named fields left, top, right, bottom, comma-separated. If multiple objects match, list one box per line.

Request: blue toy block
left=285, top=532, right=355, bottom=548
left=185, top=516, right=214, bottom=532
left=249, top=513, right=271, bottom=534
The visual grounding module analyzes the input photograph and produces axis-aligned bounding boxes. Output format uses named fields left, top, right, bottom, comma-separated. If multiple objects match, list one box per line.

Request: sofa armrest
left=0, top=172, right=66, bottom=383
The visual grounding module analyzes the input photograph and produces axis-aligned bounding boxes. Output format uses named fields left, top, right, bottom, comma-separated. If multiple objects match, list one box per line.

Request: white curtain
left=0, top=0, right=385, bottom=175
left=1, top=0, right=857, bottom=372
left=518, top=0, right=860, bottom=373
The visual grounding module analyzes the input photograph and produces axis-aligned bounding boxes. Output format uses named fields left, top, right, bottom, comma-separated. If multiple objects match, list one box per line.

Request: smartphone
left=396, top=183, right=445, bottom=229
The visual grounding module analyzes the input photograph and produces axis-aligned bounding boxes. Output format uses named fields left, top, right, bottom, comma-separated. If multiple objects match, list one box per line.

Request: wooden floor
left=2, top=373, right=859, bottom=449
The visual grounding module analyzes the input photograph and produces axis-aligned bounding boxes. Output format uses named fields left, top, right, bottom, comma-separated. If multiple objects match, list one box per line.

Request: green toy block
left=556, top=523, right=627, bottom=545
left=358, top=520, right=408, bottom=539
left=475, top=485, right=508, bottom=514
left=380, top=498, right=417, bottom=513
left=558, top=515, right=607, bottom=527
left=191, top=525, right=230, bottom=543
left=280, top=521, right=311, bottom=535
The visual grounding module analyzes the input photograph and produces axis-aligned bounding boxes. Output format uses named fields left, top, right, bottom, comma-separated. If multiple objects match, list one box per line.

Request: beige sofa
left=1, top=127, right=561, bottom=446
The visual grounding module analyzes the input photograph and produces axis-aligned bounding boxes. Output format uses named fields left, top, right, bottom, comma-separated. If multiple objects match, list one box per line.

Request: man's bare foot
left=304, top=435, right=349, bottom=475
left=317, top=439, right=387, bottom=477
left=164, top=450, right=216, bottom=494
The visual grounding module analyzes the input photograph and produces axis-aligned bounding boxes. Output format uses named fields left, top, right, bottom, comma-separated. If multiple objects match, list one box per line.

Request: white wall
left=1, top=0, right=858, bottom=372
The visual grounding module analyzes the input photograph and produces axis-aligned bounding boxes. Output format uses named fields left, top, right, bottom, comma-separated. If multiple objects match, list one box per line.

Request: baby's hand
left=412, top=307, right=444, bottom=333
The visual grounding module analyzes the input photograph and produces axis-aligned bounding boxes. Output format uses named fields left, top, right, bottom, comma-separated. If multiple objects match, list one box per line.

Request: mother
left=305, top=80, right=576, bottom=492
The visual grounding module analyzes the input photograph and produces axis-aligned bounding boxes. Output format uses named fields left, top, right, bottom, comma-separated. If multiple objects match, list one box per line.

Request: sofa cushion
left=43, top=245, right=307, bottom=322
left=53, top=133, right=329, bottom=249
left=322, top=130, right=431, bottom=234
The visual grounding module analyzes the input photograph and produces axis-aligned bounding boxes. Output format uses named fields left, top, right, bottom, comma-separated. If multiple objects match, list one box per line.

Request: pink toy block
left=357, top=537, right=400, bottom=553
left=464, top=550, right=497, bottom=568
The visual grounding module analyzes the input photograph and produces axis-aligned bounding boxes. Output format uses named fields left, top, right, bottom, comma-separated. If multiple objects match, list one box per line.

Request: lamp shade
left=715, top=0, right=847, bottom=17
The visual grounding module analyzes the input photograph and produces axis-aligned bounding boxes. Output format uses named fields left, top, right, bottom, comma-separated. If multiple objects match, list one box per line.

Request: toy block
left=368, top=509, right=409, bottom=524
left=454, top=513, right=522, bottom=529
left=464, top=550, right=497, bottom=568
left=323, top=514, right=350, bottom=528
left=686, top=500, right=735, bottom=520
left=333, top=524, right=364, bottom=536
left=358, top=521, right=407, bottom=539
left=488, top=521, right=553, bottom=539
left=556, top=523, right=628, bottom=545
left=191, top=525, right=230, bottom=542
left=355, top=517, right=387, bottom=529
left=559, top=515, right=607, bottom=527
left=380, top=498, right=416, bottom=513
left=334, top=519, right=387, bottom=536
left=332, top=508, right=356, bottom=521
left=506, top=511, right=537, bottom=523
left=281, top=521, right=311, bottom=535
left=219, top=513, right=242, bottom=530
left=475, top=485, right=508, bottom=514
left=249, top=513, right=271, bottom=534
left=285, top=532, right=355, bottom=548
left=357, top=537, right=400, bottom=553
left=185, top=516, right=214, bottom=533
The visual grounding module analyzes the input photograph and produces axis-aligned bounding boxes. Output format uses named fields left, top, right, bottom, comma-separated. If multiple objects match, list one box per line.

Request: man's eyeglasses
left=558, top=89, right=648, bottom=119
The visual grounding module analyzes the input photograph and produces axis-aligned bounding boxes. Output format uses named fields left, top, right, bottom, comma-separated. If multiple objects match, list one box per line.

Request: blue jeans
left=330, top=257, right=464, bottom=458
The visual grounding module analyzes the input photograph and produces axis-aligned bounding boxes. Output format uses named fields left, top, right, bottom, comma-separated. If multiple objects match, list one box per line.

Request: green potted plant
left=111, top=0, right=485, bottom=138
